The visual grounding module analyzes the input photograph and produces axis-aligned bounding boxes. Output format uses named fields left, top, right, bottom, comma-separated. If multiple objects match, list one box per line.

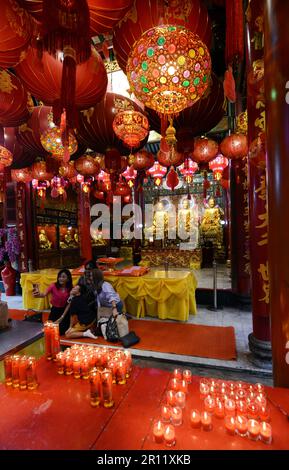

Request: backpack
left=105, top=314, right=119, bottom=342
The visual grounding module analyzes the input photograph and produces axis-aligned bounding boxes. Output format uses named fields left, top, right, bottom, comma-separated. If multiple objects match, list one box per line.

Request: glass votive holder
left=179, top=379, right=188, bottom=394
left=153, top=420, right=165, bottom=444
left=224, top=399, right=236, bottom=417
left=260, top=421, right=272, bottom=445
left=19, top=356, right=28, bottom=390
left=255, top=395, right=267, bottom=409
left=4, top=355, right=12, bottom=386
left=247, top=419, right=260, bottom=441
left=200, top=380, right=210, bottom=399
left=73, top=356, right=81, bottom=379
left=170, top=406, right=182, bottom=426
left=236, top=389, right=247, bottom=401
left=190, top=409, right=201, bottom=428
left=235, top=415, right=248, bottom=437
left=169, top=378, right=181, bottom=392
left=56, top=352, right=65, bottom=375
left=175, top=391, right=186, bottom=409
left=183, top=369, right=192, bottom=384
left=254, top=383, right=266, bottom=395
left=224, top=415, right=236, bottom=435
left=161, top=405, right=171, bottom=423
left=259, top=405, right=271, bottom=422
left=236, top=400, right=247, bottom=415
left=11, top=355, right=20, bottom=388
left=204, top=396, right=216, bottom=414
left=247, top=402, right=259, bottom=420
left=166, top=390, right=176, bottom=406
left=214, top=400, right=225, bottom=419
left=201, top=411, right=212, bottom=431
left=164, top=424, right=176, bottom=447
left=173, top=368, right=183, bottom=380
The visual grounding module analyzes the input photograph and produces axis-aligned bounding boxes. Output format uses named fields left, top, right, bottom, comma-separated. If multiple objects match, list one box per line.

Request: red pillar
left=246, top=0, right=271, bottom=368
left=264, top=0, right=289, bottom=387
left=77, top=186, right=92, bottom=263
left=16, top=182, right=29, bottom=272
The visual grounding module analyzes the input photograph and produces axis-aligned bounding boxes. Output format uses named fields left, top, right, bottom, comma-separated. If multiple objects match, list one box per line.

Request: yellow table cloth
left=20, top=269, right=197, bottom=321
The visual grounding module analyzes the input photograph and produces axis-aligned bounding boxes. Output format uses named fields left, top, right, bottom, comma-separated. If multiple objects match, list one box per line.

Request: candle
left=11, top=355, right=20, bottom=388
left=4, top=355, right=12, bottom=386
left=19, top=356, right=28, bottom=390
left=190, top=410, right=201, bottom=428
left=164, top=424, right=176, bottom=447
left=90, top=368, right=102, bottom=407
left=247, top=419, right=260, bottom=441
left=73, top=356, right=81, bottom=379
left=175, top=391, right=186, bottom=409
left=214, top=400, right=225, bottom=419
left=44, top=322, right=53, bottom=360
left=259, top=405, right=270, bottom=422
left=247, top=402, right=259, bottom=420
left=64, top=353, right=73, bottom=375
left=254, top=383, right=265, bottom=394
left=179, top=379, right=188, bottom=394
left=200, top=381, right=210, bottom=399
left=224, top=399, right=236, bottom=417
left=171, top=406, right=182, bottom=426
left=235, top=415, right=248, bottom=437
left=204, top=396, right=216, bottom=414
left=173, top=368, right=183, bottom=380
left=26, top=357, right=38, bottom=390
left=236, top=400, right=247, bottom=415
left=166, top=390, right=176, bottom=406
left=51, top=323, right=60, bottom=360
left=56, top=352, right=65, bottom=375
left=116, top=361, right=127, bottom=385
left=201, top=411, right=212, bottom=431
left=224, top=416, right=236, bottom=435
left=255, top=395, right=267, bottom=409
left=161, top=405, right=171, bottom=422
left=81, top=357, right=90, bottom=380
left=153, top=420, right=164, bottom=443
left=236, top=389, right=247, bottom=401
left=260, top=421, right=272, bottom=445
left=169, top=378, right=181, bottom=391
left=102, top=369, right=114, bottom=408
left=183, top=369, right=192, bottom=384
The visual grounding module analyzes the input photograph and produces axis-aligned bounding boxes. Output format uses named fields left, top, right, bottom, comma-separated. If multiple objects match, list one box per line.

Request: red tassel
left=223, top=66, right=236, bottom=103
left=60, top=48, right=77, bottom=130
left=166, top=167, right=179, bottom=190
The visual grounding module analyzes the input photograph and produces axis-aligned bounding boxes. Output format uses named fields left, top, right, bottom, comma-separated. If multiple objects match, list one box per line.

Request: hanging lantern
left=0, top=146, right=13, bottom=170
left=126, top=25, right=211, bottom=116
left=209, top=154, right=229, bottom=180
left=157, top=143, right=184, bottom=168
left=132, top=150, right=155, bottom=171
left=192, top=137, right=218, bottom=164
left=11, top=167, right=32, bottom=183
left=220, top=134, right=248, bottom=160
left=74, top=155, right=100, bottom=176
left=114, top=179, right=131, bottom=197
left=179, top=158, right=198, bottom=183
left=31, top=161, right=52, bottom=181
left=40, top=126, right=78, bottom=160
left=113, top=110, right=149, bottom=149
left=94, top=153, right=105, bottom=170
left=249, top=132, right=266, bottom=170
left=147, top=161, right=167, bottom=187
left=166, top=167, right=179, bottom=190
left=59, top=161, right=77, bottom=179
left=122, top=165, right=137, bottom=188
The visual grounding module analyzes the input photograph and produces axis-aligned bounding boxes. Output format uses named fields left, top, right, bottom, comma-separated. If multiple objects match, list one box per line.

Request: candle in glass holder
left=247, top=402, right=259, bottom=420
left=255, top=395, right=267, bottom=409
left=102, top=369, right=114, bottom=408
left=235, top=415, right=248, bottom=437
left=224, top=399, right=236, bottom=417
left=90, top=368, right=102, bottom=407
left=247, top=419, right=260, bottom=441
left=164, top=424, right=176, bottom=447
left=73, top=356, right=81, bottom=379
left=204, top=396, right=215, bottom=414
left=200, top=381, right=209, bottom=400
left=44, top=322, right=53, bottom=360
left=51, top=323, right=60, bottom=360
left=183, top=369, right=192, bottom=384
left=123, top=350, right=132, bottom=378
left=175, top=391, right=186, bottom=409
left=166, top=390, right=176, bottom=406
left=153, top=420, right=164, bottom=443
left=190, top=410, right=201, bottom=428
left=65, top=353, right=73, bottom=375
left=260, top=421, right=272, bottom=445
left=201, top=411, right=212, bottom=431
left=173, top=368, right=183, bottom=380
left=259, top=405, right=270, bottom=422
left=179, top=379, right=188, bottom=394
left=224, top=416, right=236, bottom=435
left=108, top=359, right=118, bottom=384
left=19, top=356, right=28, bottom=390
left=236, top=400, right=247, bottom=415
left=81, top=357, right=90, bottom=380
left=236, top=389, right=247, bottom=401
left=215, top=400, right=225, bottom=419
left=11, top=355, right=20, bottom=388
left=171, top=406, right=182, bottom=426
left=161, top=405, right=171, bottom=422
left=27, top=357, right=38, bottom=390
left=169, top=378, right=181, bottom=391
left=254, top=383, right=265, bottom=394
left=116, top=361, right=127, bottom=385
left=4, top=355, right=12, bottom=386
left=56, top=352, right=65, bottom=375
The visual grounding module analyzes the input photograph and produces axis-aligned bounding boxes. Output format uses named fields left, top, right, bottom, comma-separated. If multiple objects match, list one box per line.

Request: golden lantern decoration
left=11, top=168, right=33, bottom=183
left=209, top=154, right=229, bottom=180
left=40, top=126, right=78, bottom=160
left=126, top=25, right=211, bottom=116
left=0, top=146, right=13, bottom=171
left=74, top=155, right=100, bottom=176
left=113, top=110, right=149, bottom=149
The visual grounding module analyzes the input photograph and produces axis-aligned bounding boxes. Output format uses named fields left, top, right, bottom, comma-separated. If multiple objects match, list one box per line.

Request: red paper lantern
left=114, top=179, right=131, bottom=197
left=0, top=69, right=31, bottom=127
left=11, top=167, right=32, bottom=183
left=209, top=154, right=229, bottom=180
left=113, top=110, right=149, bottom=149
left=59, top=161, right=77, bottom=180
left=157, top=145, right=184, bottom=168
left=74, top=155, right=100, bottom=176
left=132, top=150, right=155, bottom=171
left=147, top=161, right=167, bottom=186
left=193, top=137, right=218, bottom=163
left=0, top=146, right=13, bottom=171
left=166, top=167, right=179, bottom=190
left=249, top=132, right=266, bottom=170
left=31, top=161, right=52, bottom=180
left=179, top=158, right=198, bottom=183
left=220, top=134, right=248, bottom=160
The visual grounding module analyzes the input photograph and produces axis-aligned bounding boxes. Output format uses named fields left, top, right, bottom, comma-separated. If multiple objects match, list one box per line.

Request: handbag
left=105, top=314, right=119, bottom=342
left=98, top=306, right=112, bottom=320
left=120, top=331, right=140, bottom=348
left=116, top=313, right=129, bottom=338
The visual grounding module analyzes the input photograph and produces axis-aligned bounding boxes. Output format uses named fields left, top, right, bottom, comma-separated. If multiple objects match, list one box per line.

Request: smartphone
left=32, top=283, right=39, bottom=293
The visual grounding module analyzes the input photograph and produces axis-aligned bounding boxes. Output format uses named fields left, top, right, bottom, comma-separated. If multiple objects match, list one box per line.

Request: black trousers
left=49, top=306, right=70, bottom=336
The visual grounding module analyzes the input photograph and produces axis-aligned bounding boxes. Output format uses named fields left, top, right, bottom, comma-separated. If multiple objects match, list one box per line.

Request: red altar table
left=0, top=357, right=289, bottom=450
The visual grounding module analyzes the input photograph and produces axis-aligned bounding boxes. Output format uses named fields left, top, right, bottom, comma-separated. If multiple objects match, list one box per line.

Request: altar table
left=0, top=357, right=288, bottom=450
left=20, top=269, right=197, bottom=321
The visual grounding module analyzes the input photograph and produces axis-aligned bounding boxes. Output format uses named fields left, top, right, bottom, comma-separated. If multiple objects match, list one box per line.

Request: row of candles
left=4, top=354, right=38, bottom=390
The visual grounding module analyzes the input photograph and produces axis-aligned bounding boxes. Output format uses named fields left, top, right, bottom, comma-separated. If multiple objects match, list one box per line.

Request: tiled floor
left=1, top=265, right=273, bottom=385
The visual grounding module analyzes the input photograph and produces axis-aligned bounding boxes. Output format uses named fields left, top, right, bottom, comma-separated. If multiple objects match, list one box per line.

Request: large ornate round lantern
left=0, top=146, right=13, bottom=171
left=179, top=158, right=198, bottom=183
left=157, top=145, right=184, bottom=168
left=147, top=161, right=167, bottom=186
left=192, top=137, right=218, bottom=163
left=11, top=167, right=32, bottom=183
left=113, top=110, right=149, bottom=149
left=126, top=25, right=211, bottom=116
left=59, top=161, right=77, bottom=179
left=31, top=161, right=52, bottom=181
left=40, top=126, right=78, bottom=160
left=220, top=134, right=248, bottom=160
left=74, top=155, right=100, bottom=176
left=249, top=132, right=266, bottom=170
left=132, top=150, right=154, bottom=171
left=209, top=154, right=229, bottom=180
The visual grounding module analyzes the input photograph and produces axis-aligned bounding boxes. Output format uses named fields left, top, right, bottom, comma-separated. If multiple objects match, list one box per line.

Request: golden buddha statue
left=178, top=198, right=198, bottom=243
left=200, top=197, right=224, bottom=248
left=39, top=229, right=52, bottom=250
left=60, top=229, right=78, bottom=249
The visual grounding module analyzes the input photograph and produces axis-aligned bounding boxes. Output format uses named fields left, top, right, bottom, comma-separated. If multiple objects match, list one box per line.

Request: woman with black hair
left=93, top=269, right=123, bottom=317
left=64, top=284, right=98, bottom=339
left=32, top=268, right=73, bottom=335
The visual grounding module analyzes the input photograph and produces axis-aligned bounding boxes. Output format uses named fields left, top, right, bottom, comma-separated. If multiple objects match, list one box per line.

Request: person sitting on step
left=64, top=284, right=98, bottom=339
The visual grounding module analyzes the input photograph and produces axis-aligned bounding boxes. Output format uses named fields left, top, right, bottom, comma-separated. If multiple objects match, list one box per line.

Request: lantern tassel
left=60, top=46, right=77, bottom=131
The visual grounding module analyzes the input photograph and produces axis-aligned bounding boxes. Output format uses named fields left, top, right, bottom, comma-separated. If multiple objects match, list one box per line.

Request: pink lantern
left=209, top=154, right=229, bottom=180
left=122, top=165, right=137, bottom=188
left=147, top=161, right=167, bottom=187
left=179, top=158, right=198, bottom=183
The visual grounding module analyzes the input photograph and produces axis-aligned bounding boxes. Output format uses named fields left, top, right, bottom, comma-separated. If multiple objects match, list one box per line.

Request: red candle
left=259, top=405, right=270, bottom=422
left=26, top=357, right=38, bottom=390
left=224, top=416, right=236, bottom=435
left=236, top=389, right=247, bottom=401
left=19, top=356, right=28, bottom=390
left=81, top=357, right=90, bottom=380
left=254, top=383, right=265, bottom=394
left=166, top=390, right=176, bottom=406
left=204, top=396, right=215, bottom=414
left=4, top=356, right=12, bottom=386
left=65, top=353, right=73, bottom=375
left=153, top=420, right=164, bottom=443
left=214, top=400, right=225, bottom=419
left=44, top=322, right=53, bottom=360
left=11, top=355, right=20, bottom=388
left=90, top=368, right=102, bottom=407
left=247, top=402, right=259, bottom=420
left=170, top=406, right=182, bottom=426
left=200, top=382, right=209, bottom=399
left=116, top=361, right=127, bottom=385
left=235, top=415, right=248, bottom=437
left=161, top=405, right=171, bottom=423
left=102, top=369, right=114, bottom=408
left=175, top=391, right=186, bottom=409
left=183, top=369, right=192, bottom=384
left=164, top=424, right=176, bottom=447
left=236, top=400, right=247, bottom=415
left=260, top=421, right=272, bottom=445
left=173, top=368, right=183, bottom=380
left=255, top=395, right=267, bottom=409
left=190, top=410, right=201, bottom=428
left=224, top=399, right=236, bottom=417
left=179, top=379, right=188, bottom=394
left=247, top=419, right=260, bottom=441
left=56, top=352, right=65, bottom=375
left=169, top=378, right=180, bottom=391
left=201, top=411, right=212, bottom=431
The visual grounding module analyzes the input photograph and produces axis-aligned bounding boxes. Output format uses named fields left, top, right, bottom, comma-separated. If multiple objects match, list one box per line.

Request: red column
left=77, top=186, right=92, bottom=262
left=16, top=182, right=29, bottom=272
left=246, top=0, right=271, bottom=367
left=264, top=0, right=289, bottom=387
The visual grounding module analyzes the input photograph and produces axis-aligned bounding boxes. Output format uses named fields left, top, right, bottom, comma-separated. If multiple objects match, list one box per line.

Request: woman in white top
left=93, top=269, right=123, bottom=316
